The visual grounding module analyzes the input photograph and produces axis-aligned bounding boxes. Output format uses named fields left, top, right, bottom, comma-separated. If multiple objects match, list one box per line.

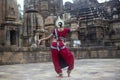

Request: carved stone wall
left=0, top=0, right=18, bottom=21
left=64, top=0, right=120, bottom=47
left=24, top=0, right=63, bottom=18
left=23, top=10, right=45, bottom=47
left=0, top=0, right=21, bottom=47
left=0, top=0, right=18, bottom=26
left=0, top=47, right=119, bottom=65
left=23, top=0, right=63, bottom=47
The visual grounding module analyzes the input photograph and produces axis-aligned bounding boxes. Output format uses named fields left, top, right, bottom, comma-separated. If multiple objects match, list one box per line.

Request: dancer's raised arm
left=70, top=25, right=79, bottom=32
left=70, top=18, right=80, bottom=32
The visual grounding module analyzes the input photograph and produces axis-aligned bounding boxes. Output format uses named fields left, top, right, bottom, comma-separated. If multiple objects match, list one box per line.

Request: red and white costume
left=51, top=28, right=74, bottom=74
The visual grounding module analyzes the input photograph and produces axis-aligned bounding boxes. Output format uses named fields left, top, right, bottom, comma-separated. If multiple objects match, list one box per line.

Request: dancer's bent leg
left=60, top=48, right=74, bottom=77
left=51, top=49, right=63, bottom=77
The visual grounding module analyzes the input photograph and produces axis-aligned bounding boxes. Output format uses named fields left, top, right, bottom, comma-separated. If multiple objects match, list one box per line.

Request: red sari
left=51, top=28, right=74, bottom=74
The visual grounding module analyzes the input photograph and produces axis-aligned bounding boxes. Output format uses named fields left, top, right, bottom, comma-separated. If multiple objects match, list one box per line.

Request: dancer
left=38, top=16, right=79, bottom=77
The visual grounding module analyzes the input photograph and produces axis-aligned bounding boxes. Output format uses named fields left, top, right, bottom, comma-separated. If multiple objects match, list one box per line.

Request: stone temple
left=0, top=0, right=120, bottom=80
left=64, top=0, right=120, bottom=47
left=0, top=0, right=21, bottom=48
left=0, top=0, right=120, bottom=66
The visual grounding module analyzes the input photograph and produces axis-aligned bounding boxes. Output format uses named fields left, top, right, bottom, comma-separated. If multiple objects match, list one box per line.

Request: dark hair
left=58, top=22, right=62, bottom=28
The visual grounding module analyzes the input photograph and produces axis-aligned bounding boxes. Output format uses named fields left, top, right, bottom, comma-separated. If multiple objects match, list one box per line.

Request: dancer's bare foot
left=67, top=70, right=71, bottom=77
left=57, top=73, right=63, bottom=78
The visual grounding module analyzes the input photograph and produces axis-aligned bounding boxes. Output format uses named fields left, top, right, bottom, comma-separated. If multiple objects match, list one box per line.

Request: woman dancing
left=38, top=17, right=79, bottom=77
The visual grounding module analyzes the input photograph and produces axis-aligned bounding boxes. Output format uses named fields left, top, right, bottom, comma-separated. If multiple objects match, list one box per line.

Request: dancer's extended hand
left=38, top=39, right=42, bottom=45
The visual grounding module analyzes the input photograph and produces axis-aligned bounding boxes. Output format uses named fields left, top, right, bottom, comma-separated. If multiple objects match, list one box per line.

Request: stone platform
left=0, top=59, right=120, bottom=80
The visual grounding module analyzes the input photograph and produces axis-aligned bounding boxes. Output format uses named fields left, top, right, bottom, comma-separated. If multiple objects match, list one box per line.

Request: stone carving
left=0, top=0, right=21, bottom=47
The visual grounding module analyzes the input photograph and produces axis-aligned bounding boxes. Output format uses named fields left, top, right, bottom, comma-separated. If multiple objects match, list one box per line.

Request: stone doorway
left=10, top=30, right=16, bottom=45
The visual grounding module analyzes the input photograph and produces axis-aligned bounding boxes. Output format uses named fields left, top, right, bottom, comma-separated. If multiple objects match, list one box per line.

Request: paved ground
left=0, top=59, right=120, bottom=80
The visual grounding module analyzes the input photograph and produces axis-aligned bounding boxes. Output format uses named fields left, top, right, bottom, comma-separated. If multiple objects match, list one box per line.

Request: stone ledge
left=0, top=48, right=120, bottom=65
left=0, top=46, right=119, bottom=52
